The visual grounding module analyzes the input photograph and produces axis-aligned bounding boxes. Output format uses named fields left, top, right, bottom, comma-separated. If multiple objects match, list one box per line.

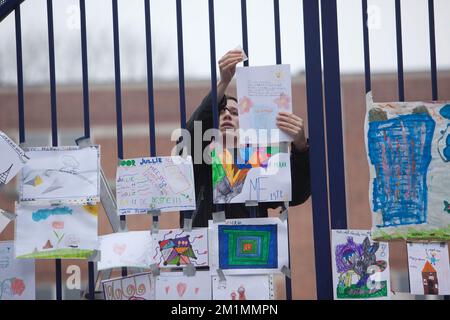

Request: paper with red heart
left=155, top=271, right=211, bottom=300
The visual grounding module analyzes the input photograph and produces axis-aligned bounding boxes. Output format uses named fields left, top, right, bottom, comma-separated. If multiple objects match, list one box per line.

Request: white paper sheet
left=98, top=231, right=152, bottom=270
left=15, top=202, right=98, bottom=259
left=150, top=228, right=209, bottom=268
left=116, top=156, right=196, bottom=214
left=236, top=64, right=293, bottom=144
left=407, top=242, right=450, bottom=295
left=0, top=131, right=29, bottom=185
left=331, top=230, right=391, bottom=300
left=0, top=241, right=35, bottom=300
left=212, top=274, right=274, bottom=300
left=209, top=218, right=289, bottom=275
left=20, top=146, right=100, bottom=202
left=154, top=271, right=211, bottom=300
left=102, top=272, right=155, bottom=300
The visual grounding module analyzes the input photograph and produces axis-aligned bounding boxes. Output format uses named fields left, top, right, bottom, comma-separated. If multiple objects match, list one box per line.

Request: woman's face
left=219, top=99, right=240, bottom=142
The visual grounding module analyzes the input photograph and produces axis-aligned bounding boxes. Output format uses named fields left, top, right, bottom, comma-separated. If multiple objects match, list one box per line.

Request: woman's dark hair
left=219, top=95, right=238, bottom=111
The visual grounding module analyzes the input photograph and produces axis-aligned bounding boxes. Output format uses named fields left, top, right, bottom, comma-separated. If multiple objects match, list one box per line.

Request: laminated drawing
left=331, top=230, right=390, bottom=300
left=365, top=93, right=450, bottom=240
left=212, top=145, right=291, bottom=204
left=116, top=156, right=196, bottom=215
left=19, top=146, right=100, bottom=203
left=15, top=203, right=98, bottom=259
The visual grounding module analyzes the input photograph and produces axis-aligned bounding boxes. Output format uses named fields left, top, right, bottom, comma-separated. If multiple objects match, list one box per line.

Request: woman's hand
left=276, top=111, right=308, bottom=152
left=218, top=50, right=244, bottom=84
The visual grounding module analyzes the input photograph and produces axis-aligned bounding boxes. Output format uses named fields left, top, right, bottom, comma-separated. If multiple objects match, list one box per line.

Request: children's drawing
left=20, top=146, right=100, bottom=202
left=407, top=242, right=450, bottom=295
left=236, top=64, right=293, bottom=144
left=212, top=274, right=274, bottom=300
left=0, top=209, right=16, bottom=234
left=209, top=218, right=289, bottom=275
left=0, top=131, right=29, bottom=186
left=154, top=271, right=211, bottom=300
left=151, top=228, right=208, bottom=268
left=331, top=230, right=390, bottom=300
left=365, top=95, right=450, bottom=240
left=212, top=145, right=291, bottom=204
left=98, top=231, right=152, bottom=271
left=15, top=203, right=98, bottom=259
left=116, top=156, right=196, bottom=215
left=0, top=241, right=35, bottom=300
left=102, top=272, right=155, bottom=300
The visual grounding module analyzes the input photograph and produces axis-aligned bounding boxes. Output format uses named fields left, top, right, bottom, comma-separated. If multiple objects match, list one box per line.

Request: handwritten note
left=116, top=156, right=196, bottom=215
left=236, top=64, right=293, bottom=144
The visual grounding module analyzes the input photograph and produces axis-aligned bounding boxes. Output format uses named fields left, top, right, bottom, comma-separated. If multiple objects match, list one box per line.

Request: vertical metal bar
left=15, top=6, right=25, bottom=143
left=273, top=0, right=282, bottom=65
left=240, top=0, right=249, bottom=67
left=303, top=0, right=333, bottom=300
left=395, top=0, right=405, bottom=101
left=79, top=0, right=95, bottom=300
left=112, top=0, right=127, bottom=277
left=362, top=0, right=371, bottom=93
left=208, top=0, right=218, bottom=130
left=47, top=0, right=58, bottom=147
left=176, top=0, right=186, bottom=129
left=428, top=0, right=438, bottom=101
left=46, top=0, right=62, bottom=300
left=272, top=0, right=292, bottom=301
left=321, top=0, right=347, bottom=230
left=144, top=0, right=156, bottom=157
left=80, top=0, right=90, bottom=138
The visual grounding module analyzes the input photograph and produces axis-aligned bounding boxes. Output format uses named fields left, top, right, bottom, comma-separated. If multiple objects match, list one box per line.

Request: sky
left=0, top=0, right=449, bottom=86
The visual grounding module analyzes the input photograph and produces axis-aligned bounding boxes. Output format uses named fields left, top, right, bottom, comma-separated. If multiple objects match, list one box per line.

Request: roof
left=422, top=260, right=437, bottom=273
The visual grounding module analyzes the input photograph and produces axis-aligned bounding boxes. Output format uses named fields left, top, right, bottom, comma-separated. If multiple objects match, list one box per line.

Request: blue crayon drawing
left=437, top=104, right=450, bottom=162
left=368, top=113, right=435, bottom=227
left=32, top=206, right=73, bottom=222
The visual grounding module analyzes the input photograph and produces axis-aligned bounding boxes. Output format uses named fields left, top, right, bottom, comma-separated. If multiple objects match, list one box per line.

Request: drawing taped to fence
left=116, top=156, right=196, bottom=215
left=365, top=93, right=450, bottom=240
left=19, top=146, right=100, bottom=203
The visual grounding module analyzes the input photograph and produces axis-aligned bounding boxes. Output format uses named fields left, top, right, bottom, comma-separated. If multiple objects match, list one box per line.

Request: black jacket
left=179, top=92, right=311, bottom=227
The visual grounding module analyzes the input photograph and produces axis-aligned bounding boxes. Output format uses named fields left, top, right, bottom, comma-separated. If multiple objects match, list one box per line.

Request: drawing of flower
left=11, top=278, right=25, bottom=296
left=238, top=96, right=253, bottom=114
left=52, top=221, right=64, bottom=229
left=274, top=93, right=291, bottom=110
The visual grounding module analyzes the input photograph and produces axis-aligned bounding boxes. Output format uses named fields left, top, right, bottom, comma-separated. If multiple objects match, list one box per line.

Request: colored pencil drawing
left=331, top=230, right=390, bottom=300
left=366, top=95, right=450, bottom=240
left=210, top=218, right=289, bottom=275
left=407, top=242, right=450, bottom=295
left=20, top=146, right=100, bottom=202
left=15, top=203, right=98, bottom=259
left=212, top=145, right=291, bottom=204
left=102, top=272, right=155, bottom=300
left=0, top=241, right=35, bottom=300
left=155, top=271, right=211, bottom=300
left=116, top=156, right=196, bottom=215
left=151, top=228, right=208, bottom=268
left=0, top=131, right=29, bottom=186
